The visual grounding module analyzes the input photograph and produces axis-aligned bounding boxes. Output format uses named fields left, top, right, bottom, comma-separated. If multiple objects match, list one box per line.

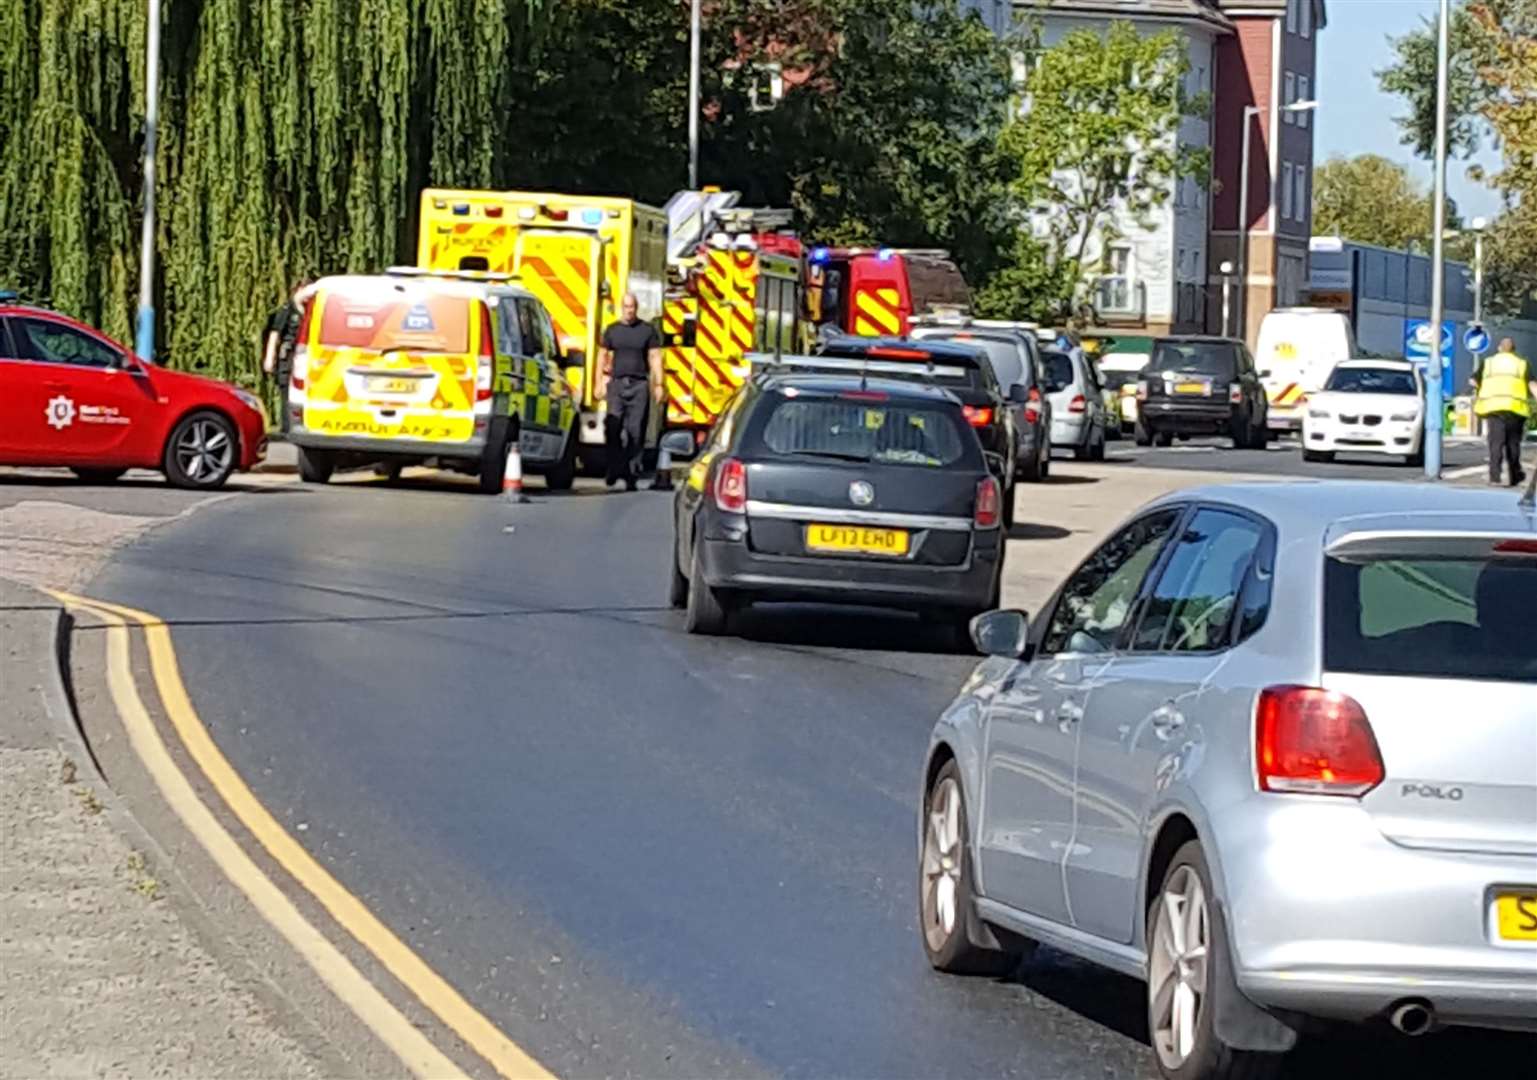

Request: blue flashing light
left=452, top=203, right=471, bottom=215
left=877, top=247, right=896, bottom=262
left=810, top=246, right=830, bottom=264
left=581, top=208, right=604, bottom=226
left=0, top=289, right=17, bottom=302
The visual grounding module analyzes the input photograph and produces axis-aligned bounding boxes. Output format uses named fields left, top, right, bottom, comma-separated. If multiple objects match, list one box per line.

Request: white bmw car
left=1303, top=360, right=1425, bottom=466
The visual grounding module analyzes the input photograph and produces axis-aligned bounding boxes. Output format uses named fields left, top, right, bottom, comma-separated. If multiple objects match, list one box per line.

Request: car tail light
left=713, top=457, right=747, bottom=513
left=1229, top=383, right=1243, bottom=404
left=839, top=390, right=889, bottom=402
left=1256, top=686, right=1384, bottom=796
left=974, top=476, right=1001, bottom=529
left=476, top=304, right=495, bottom=402
left=866, top=346, right=929, bottom=360
left=1494, top=539, right=1537, bottom=554
left=962, top=405, right=993, bottom=427
left=1068, top=394, right=1086, bottom=414
left=1136, top=380, right=1149, bottom=402
left=1025, top=387, right=1041, bottom=424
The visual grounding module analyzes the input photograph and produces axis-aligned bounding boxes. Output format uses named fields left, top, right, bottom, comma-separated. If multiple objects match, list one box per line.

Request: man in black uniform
left=599, top=291, right=663, bottom=490
left=261, top=282, right=312, bottom=433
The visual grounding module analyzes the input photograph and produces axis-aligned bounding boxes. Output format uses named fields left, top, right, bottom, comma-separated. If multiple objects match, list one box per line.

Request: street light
left=1470, top=215, right=1488, bottom=327
left=688, top=0, right=701, bottom=189
left=1235, top=99, right=1317, bottom=344
left=134, top=0, right=162, bottom=362
left=1425, top=0, right=1451, bottom=479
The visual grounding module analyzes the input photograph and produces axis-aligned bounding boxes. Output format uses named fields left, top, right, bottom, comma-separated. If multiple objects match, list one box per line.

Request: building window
left=1281, top=162, right=1294, bottom=220
left=1295, top=168, right=1308, bottom=225
left=1286, top=0, right=1298, bottom=35
left=1297, top=75, right=1310, bottom=125
left=1300, top=0, right=1312, bottom=38
left=1283, top=72, right=1296, bottom=123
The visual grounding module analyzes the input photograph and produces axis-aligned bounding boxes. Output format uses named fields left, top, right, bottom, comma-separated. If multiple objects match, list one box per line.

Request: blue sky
left=1315, top=0, right=1502, bottom=220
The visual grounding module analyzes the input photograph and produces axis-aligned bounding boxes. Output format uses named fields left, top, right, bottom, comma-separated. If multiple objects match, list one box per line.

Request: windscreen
left=759, top=397, right=970, bottom=467
left=1324, top=367, right=1418, bottom=395
left=1325, top=554, right=1537, bottom=681
left=1100, top=366, right=1146, bottom=391
left=317, top=288, right=471, bottom=355
left=1150, top=341, right=1237, bottom=378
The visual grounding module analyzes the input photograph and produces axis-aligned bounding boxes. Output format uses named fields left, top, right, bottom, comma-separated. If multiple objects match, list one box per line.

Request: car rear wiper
left=781, top=449, right=872, bottom=463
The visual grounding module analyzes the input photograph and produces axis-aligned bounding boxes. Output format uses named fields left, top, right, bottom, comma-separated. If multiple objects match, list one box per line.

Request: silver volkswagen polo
left=918, top=481, right=1537, bottom=1079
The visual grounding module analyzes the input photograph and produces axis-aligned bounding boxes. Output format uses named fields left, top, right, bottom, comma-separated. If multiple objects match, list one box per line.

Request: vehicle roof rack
left=746, top=351, right=968, bottom=381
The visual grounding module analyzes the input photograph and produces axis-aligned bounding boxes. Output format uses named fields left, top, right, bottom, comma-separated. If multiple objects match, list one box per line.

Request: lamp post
left=1425, top=0, right=1451, bottom=480
left=1235, top=99, right=1317, bottom=345
left=134, top=0, right=162, bottom=362
left=1219, top=260, right=1235, bottom=337
left=1470, top=216, right=1488, bottom=326
left=688, top=0, right=701, bottom=189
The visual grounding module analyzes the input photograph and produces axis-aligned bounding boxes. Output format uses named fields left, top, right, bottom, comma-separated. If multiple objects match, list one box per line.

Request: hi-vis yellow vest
left=1474, top=352, right=1532, bottom=418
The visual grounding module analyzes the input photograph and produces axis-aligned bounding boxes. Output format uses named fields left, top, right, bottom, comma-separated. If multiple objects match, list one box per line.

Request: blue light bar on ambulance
left=581, top=208, right=604, bottom=226
left=810, top=247, right=830, bottom=264
left=877, top=247, right=896, bottom=262
left=452, top=203, right=471, bottom=215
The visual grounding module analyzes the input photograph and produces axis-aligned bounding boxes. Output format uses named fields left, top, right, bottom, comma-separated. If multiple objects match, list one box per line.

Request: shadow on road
left=731, top=603, right=966, bottom=655
left=1009, top=948, right=1537, bottom=1077
left=1039, top=471, right=1100, bottom=485
left=1008, top=522, right=1073, bottom=541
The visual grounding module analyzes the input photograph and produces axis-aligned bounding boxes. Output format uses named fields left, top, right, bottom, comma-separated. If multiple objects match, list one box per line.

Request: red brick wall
left=1212, top=19, right=1275, bottom=233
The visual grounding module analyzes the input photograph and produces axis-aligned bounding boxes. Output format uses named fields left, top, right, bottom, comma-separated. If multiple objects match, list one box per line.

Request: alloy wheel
left=1149, top=864, right=1209, bottom=1070
left=921, top=776, right=964, bottom=952
left=175, top=418, right=233, bottom=482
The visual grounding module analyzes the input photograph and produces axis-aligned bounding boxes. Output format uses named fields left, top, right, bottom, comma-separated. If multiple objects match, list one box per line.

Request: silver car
left=1042, top=346, right=1108, bottom=460
left=918, top=481, right=1537, bottom=1079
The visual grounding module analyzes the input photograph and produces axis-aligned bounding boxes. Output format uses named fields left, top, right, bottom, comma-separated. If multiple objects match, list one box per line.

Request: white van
left=1254, top=308, right=1357, bottom=432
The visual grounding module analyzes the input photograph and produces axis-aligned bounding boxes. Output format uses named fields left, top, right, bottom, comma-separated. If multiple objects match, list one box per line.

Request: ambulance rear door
left=847, top=255, right=913, bottom=337
left=513, top=229, right=604, bottom=409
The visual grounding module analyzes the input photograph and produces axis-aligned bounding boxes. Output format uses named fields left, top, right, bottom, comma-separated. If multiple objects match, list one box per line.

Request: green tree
left=977, top=21, right=1209, bottom=322
left=1312, top=154, right=1437, bottom=250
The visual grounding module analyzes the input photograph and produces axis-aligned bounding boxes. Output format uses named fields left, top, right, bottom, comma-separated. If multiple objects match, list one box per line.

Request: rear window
left=1324, top=367, right=1418, bottom=395
left=1325, top=555, right=1537, bottom=681
left=1043, top=351, right=1075, bottom=389
left=758, top=397, right=971, bottom=467
left=1151, top=341, right=1237, bottom=378
left=814, top=344, right=984, bottom=392
left=317, top=289, right=471, bottom=354
left=915, top=332, right=1026, bottom=388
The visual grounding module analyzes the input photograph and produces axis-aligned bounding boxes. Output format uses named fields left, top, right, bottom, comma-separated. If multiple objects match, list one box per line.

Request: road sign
left=1464, top=323, right=1491, bottom=354
left=1404, top=319, right=1454, bottom=362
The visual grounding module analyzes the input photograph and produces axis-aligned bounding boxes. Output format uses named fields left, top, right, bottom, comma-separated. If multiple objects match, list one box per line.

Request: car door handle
left=1055, top=700, right=1083, bottom=733
left=1151, top=705, right=1186, bottom=741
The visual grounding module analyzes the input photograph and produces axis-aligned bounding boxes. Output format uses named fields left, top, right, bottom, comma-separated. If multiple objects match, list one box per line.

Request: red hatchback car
left=0, top=302, right=267, bottom=489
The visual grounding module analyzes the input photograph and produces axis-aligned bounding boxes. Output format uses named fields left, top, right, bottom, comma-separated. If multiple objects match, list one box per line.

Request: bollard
left=502, top=443, right=528, bottom=503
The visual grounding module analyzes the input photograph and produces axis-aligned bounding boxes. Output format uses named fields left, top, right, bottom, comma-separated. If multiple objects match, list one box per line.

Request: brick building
left=1207, top=0, right=1327, bottom=343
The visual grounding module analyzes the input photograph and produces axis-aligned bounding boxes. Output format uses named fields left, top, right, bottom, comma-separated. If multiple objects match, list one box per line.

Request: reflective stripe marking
left=744, top=500, right=973, bottom=532
left=853, top=288, right=902, bottom=336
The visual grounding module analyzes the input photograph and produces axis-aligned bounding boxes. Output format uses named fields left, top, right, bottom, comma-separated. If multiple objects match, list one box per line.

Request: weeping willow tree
left=0, top=0, right=542, bottom=387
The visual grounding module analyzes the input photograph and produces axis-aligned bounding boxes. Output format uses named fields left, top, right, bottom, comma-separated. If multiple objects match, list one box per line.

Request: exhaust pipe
left=1389, top=1000, right=1435, bottom=1037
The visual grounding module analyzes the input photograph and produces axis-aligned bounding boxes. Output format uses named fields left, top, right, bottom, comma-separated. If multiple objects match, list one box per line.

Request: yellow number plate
left=805, top=524, right=910, bottom=557
left=1174, top=382, right=1209, bottom=395
left=1494, top=892, right=1537, bottom=941
left=368, top=376, right=419, bottom=394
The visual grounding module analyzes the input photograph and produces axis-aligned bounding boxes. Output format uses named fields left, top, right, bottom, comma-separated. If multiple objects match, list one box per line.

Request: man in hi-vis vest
left=1472, top=338, right=1537, bottom=486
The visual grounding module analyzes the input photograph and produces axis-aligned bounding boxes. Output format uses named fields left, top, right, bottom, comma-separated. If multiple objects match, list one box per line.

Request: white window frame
left=1300, top=0, right=1312, bottom=38
left=1283, top=72, right=1296, bottom=123
left=1297, top=75, right=1310, bottom=126
left=1280, top=162, right=1294, bottom=220
left=1286, top=0, right=1298, bottom=34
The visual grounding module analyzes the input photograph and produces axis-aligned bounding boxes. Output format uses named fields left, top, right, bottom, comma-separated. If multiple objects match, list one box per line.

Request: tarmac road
left=71, top=470, right=1534, bottom=1078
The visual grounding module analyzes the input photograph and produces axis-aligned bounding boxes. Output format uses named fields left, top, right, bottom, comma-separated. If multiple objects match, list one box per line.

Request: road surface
left=56, top=465, right=1530, bottom=1079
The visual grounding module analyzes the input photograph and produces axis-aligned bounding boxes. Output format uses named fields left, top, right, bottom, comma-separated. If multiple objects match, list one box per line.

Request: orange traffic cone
left=502, top=443, right=528, bottom=503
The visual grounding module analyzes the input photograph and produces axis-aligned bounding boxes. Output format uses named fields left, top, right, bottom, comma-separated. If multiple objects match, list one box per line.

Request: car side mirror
left=659, top=430, right=699, bottom=461
left=1008, top=383, right=1030, bottom=405
left=970, top=609, right=1031, bottom=659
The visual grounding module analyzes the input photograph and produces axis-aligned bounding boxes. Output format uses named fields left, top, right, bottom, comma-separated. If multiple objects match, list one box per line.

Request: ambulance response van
left=286, top=270, right=577, bottom=493
left=418, top=189, right=667, bottom=466
left=1254, top=307, right=1358, bottom=433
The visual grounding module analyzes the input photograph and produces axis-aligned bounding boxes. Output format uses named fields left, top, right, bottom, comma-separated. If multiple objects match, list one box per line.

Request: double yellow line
left=50, top=591, right=552, bottom=1080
